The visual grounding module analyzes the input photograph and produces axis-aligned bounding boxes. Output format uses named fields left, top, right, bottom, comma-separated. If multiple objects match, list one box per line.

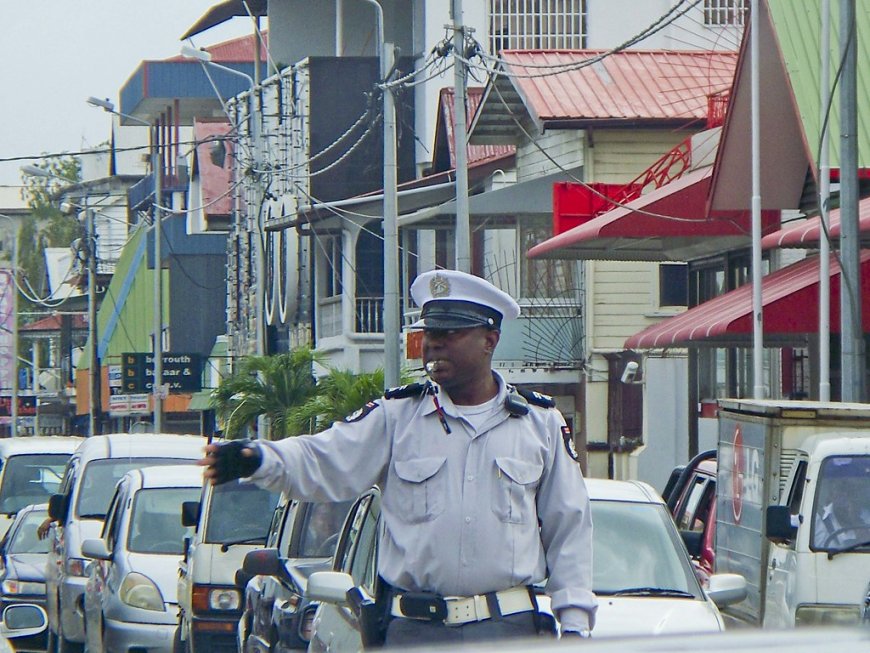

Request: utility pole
left=365, top=0, right=400, bottom=388
left=749, top=0, right=764, bottom=399
left=11, top=231, right=18, bottom=437
left=452, top=0, right=471, bottom=273
left=153, top=130, right=164, bottom=432
left=839, top=0, right=863, bottom=402
left=819, top=0, right=831, bottom=401
left=86, top=207, right=100, bottom=436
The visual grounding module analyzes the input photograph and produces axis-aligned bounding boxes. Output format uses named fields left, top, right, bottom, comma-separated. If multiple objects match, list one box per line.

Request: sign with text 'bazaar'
left=121, top=353, right=202, bottom=394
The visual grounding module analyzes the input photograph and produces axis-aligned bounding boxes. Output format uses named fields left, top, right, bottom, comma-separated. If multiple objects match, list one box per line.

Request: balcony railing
left=356, top=297, right=384, bottom=334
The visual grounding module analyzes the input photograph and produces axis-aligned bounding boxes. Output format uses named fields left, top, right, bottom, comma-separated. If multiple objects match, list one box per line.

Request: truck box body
left=715, top=399, right=870, bottom=627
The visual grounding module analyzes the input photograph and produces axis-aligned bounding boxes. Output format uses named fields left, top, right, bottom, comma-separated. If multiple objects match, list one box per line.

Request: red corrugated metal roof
left=625, top=251, right=870, bottom=349
left=761, top=197, right=870, bottom=248
left=167, top=32, right=268, bottom=63
left=193, top=120, right=234, bottom=218
left=500, top=49, right=738, bottom=124
left=438, top=88, right=514, bottom=168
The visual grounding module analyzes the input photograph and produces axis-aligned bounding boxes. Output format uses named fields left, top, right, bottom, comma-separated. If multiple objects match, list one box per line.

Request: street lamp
left=181, top=45, right=268, bottom=438
left=87, top=97, right=166, bottom=433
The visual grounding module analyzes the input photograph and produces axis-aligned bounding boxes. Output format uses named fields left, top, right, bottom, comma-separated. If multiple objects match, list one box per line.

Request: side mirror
left=242, top=548, right=282, bottom=577
left=681, top=530, right=702, bottom=557
left=765, top=505, right=798, bottom=544
left=235, top=568, right=254, bottom=590
left=81, top=538, right=112, bottom=561
left=706, top=573, right=748, bottom=607
left=306, top=571, right=354, bottom=604
left=48, top=494, right=69, bottom=523
left=1, top=604, right=48, bottom=639
left=181, top=501, right=201, bottom=528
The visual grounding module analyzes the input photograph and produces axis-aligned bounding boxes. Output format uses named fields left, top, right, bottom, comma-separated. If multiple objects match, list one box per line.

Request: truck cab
left=715, top=400, right=870, bottom=628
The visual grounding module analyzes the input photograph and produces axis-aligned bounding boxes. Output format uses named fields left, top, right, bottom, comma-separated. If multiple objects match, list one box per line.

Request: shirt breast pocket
left=393, top=456, right=447, bottom=524
left=492, top=457, right=543, bottom=524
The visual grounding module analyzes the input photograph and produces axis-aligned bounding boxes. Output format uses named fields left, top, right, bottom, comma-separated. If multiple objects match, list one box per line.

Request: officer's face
left=422, top=326, right=499, bottom=389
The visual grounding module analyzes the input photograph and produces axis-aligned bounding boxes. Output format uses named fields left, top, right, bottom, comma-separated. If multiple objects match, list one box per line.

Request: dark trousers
left=384, top=611, right=550, bottom=648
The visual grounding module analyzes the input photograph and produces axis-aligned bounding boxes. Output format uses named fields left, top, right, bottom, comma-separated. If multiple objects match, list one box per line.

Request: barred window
left=703, top=0, right=749, bottom=26
left=489, top=0, right=587, bottom=54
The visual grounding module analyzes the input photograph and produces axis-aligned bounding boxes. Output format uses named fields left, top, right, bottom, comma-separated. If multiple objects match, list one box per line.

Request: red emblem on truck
left=732, top=425, right=744, bottom=523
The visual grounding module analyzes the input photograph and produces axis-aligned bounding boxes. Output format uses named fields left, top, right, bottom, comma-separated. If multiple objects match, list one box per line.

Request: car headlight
left=66, top=558, right=88, bottom=577
left=119, top=573, right=165, bottom=612
left=795, top=603, right=862, bottom=626
left=298, top=605, right=318, bottom=643
left=2, top=580, right=46, bottom=595
left=192, top=585, right=241, bottom=613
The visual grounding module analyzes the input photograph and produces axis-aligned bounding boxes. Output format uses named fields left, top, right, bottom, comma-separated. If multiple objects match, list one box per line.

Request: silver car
left=81, top=465, right=203, bottom=653
left=45, top=433, right=204, bottom=653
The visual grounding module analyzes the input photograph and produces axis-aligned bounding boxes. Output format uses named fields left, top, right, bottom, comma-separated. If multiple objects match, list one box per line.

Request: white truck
left=714, top=399, right=870, bottom=628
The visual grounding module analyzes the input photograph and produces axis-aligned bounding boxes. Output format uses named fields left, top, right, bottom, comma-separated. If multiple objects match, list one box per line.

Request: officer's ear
left=483, top=328, right=500, bottom=354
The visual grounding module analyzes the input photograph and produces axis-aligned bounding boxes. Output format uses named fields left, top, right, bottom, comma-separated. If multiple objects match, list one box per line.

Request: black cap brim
left=411, top=300, right=502, bottom=330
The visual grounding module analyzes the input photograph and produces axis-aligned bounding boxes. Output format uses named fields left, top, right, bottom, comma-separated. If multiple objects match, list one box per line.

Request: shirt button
left=466, top=474, right=474, bottom=482
left=464, top=516, right=471, bottom=523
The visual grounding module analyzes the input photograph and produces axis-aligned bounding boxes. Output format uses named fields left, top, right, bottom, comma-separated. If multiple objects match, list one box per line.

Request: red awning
left=761, top=197, right=870, bottom=248
left=527, top=167, right=779, bottom=262
left=625, top=251, right=870, bottom=349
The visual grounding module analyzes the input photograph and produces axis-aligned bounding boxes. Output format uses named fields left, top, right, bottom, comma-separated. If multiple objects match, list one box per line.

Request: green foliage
left=210, top=348, right=414, bottom=440
left=17, top=156, right=84, bottom=306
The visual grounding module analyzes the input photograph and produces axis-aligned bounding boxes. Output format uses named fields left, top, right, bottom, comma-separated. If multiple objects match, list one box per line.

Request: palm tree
left=286, top=367, right=411, bottom=433
left=210, top=348, right=323, bottom=439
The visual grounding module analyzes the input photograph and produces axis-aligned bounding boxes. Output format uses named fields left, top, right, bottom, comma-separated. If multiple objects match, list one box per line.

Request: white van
left=174, top=477, right=280, bottom=653
left=45, top=433, right=204, bottom=653
left=0, top=437, right=82, bottom=537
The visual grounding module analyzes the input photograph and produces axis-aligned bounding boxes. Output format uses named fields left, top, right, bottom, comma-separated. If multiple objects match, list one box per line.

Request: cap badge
left=430, top=273, right=451, bottom=298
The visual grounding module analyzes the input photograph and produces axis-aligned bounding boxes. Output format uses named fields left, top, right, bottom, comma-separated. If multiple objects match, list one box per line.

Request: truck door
left=765, top=456, right=807, bottom=628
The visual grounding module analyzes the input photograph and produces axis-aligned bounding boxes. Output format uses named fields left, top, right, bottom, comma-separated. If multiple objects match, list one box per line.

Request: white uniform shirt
left=248, top=372, right=597, bottom=629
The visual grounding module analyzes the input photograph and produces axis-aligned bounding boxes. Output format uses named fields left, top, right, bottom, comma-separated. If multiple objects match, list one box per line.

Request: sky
left=0, top=1, right=254, bottom=191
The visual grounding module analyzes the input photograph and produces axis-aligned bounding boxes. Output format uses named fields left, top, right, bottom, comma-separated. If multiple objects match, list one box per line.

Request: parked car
left=45, top=433, right=204, bottom=653
left=663, top=450, right=717, bottom=580
left=81, top=465, right=203, bottom=653
left=0, top=437, right=83, bottom=537
left=174, top=476, right=280, bottom=653
left=238, top=497, right=353, bottom=653
left=0, top=504, right=51, bottom=652
left=306, top=480, right=746, bottom=650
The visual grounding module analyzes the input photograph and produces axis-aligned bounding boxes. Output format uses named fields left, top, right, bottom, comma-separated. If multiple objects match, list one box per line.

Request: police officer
left=200, top=269, right=597, bottom=645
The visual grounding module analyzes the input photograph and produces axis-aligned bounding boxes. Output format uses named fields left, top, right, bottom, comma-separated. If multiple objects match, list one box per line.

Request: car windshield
left=811, top=455, right=870, bottom=551
left=127, top=487, right=201, bottom=555
left=205, top=480, right=280, bottom=544
left=0, top=454, right=69, bottom=514
left=75, top=458, right=193, bottom=519
left=6, top=508, right=50, bottom=555
left=297, top=501, right=353, bottom=558
left=592, top=499, right=701, bottom=597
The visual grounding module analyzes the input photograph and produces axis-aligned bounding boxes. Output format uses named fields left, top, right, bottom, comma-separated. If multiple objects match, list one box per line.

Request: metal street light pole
left=86, top=97, right=165, bottom=431
left=180, top=48, right=269, bottom=436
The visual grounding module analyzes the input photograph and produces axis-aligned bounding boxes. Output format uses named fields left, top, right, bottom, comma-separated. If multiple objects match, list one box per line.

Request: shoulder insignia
left=344, top=400, right=380, bottom=423
left=383, top=382, right=427, bottom=400
left=516, top=387, right=556, bottom=408
left=562, top=424, right=580, bottom=461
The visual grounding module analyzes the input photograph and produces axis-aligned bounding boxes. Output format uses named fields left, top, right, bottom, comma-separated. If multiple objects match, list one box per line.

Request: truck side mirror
left=47, top=494, right=69, bottom=524
left=243, top=548, right=283, bottom=578
left=681, top=530, right=702, bottom=557
left=181, top=501, right=201, bottom=528
left=765, top=505, right=798, bottom=544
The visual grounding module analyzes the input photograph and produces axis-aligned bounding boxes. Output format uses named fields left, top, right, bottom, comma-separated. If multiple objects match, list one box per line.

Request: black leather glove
left=209, top=439, right=263, bottom=485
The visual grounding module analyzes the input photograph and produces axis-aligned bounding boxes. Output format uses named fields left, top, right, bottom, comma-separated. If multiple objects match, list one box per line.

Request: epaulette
left=516, top=387, right=556, bottom=408
left=384, top=382, right=428, bottom=400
